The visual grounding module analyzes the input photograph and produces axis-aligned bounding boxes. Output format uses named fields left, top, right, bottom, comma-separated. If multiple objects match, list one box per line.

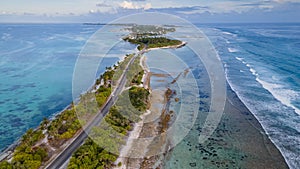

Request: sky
left=0, top=0, right=299, bottom=23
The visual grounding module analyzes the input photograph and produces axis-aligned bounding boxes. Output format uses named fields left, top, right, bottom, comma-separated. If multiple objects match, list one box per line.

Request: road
left=45, top=49, right=145, bottom=169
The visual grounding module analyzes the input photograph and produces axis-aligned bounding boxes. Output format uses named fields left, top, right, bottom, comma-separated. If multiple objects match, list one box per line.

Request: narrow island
left=0, top=24, right=288, bottom=169
left=0, top=25, right=186, bottom=169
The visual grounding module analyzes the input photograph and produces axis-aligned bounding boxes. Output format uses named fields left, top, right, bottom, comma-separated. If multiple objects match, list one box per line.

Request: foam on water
left=223, top=31, right=234, bottom=36
left=235, top=57, right=243, bottom=61
left=226, top=76, right=300, bottom=169
left=256, top=78, right=300, bottom=115
left=249, top=68, right=258, bottom=76
left=212, top=23, right=300, bottom=168
left=228, top=47, right=239, bottom=53
left=246, top=63, right=300, bottom=115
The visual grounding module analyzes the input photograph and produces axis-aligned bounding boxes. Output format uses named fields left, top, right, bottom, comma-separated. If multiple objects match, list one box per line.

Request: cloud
left=93, top=1, right=117, bottom=14
left=152, top=6, right=210, bottom=15
left=0, top=0, right=299, bottom=23
left=119, top=1, right=151, bottom=10
left=273, top=0, right=300, bottom=3
left=161, top=1, right=286, bottom=15
left=89, top=9, right=96, bottom=14
left=144, top=3, right=152, bottom=10
left=119, top=1, right=138, bottom=9
left=96, top=3, right=112, bottom=7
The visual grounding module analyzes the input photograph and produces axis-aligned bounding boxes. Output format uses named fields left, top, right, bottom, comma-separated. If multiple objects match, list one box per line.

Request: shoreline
left=113, top=45, right=176, bottom=168
left=0, top=36, right=186, bottom=166
left=160, top=83, right=289, bottom=169
left=117, top=42, right=289, bottom=168
left=113, top=54, right=153, bottom=169
left=0, top=34, right=289, bottom=168
left=0, top=55, right=127, bottom=162
left=144, top=41, right=187, bottom=52
left=226, top=81, right=291, bottom=168
left=225, top=85, right=288, bottom=168
left=0, top=103, right=74, bottom=160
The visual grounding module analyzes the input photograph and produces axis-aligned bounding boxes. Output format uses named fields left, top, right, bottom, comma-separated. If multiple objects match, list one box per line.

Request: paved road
left=45, top=49, right=144, bottom=169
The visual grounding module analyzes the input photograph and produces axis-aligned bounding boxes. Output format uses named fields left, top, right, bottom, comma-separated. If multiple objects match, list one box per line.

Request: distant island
left=123, top=24, right=186, bottom=51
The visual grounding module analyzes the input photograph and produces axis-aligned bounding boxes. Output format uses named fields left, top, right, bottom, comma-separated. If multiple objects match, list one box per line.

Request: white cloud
left=91, top=1, right=118, bottom=14
left=144, top=3, right=152, bottom=10
left=119, top=1, right=151, bottom=10
left=258, top=5, right=274, bottom=10
left=120, top=1, right=136, bottom=9
left=273, top=0, right=299, bottom=3
left=89, top=9, right=96, bottom=14
left=207, top=2, right=248, bottom=13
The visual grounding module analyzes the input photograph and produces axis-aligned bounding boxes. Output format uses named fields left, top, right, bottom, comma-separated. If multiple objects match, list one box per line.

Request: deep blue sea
left=0, top=23, right=299, bottom=168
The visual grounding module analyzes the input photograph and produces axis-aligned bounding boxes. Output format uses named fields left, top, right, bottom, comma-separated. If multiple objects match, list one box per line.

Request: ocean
left=0, top=23, right=135, bottom=151
left=0, top=23, right=299, bottom=168
left=0, top=24, right=92, bottom=150
left=201, top=23, right=300, bottom=168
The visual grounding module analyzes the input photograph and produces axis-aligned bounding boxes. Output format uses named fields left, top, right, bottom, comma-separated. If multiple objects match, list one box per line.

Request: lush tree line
left=67, top=138, right=117, bottom=169
left=0, top=53, right=146, bottom=169
left=0, top=55, right=131, bottom=169
left=48, top=108, right=82, bottom=143
left=126, top=55, right=144, bottom=86
left=0, top=129, right=47, bottom=169
left=67, top=86, right=149, bottom=169
left=125, top=25, right=175, bottom=35
left=112, top=54, right=134, bottom=85
left=0, top=107, right=82, bottom=169
left=129, top=86, right=150, bottom=111
left=101, top=69, right=115, bottom=86
left=105, top=106, right=132, bottom=135
left=95, top=86, right=112, bottom=107
left=123, top=36, right=182, bottom=50
left=131, top=70, right=144, bottom=85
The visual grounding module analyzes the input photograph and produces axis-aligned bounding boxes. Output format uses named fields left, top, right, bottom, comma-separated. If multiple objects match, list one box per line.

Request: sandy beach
left=113, top=48, right=177, bottom=169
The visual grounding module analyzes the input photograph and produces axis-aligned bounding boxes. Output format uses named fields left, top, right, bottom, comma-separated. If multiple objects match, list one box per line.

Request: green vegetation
left=48, top=108, right=81, bottom=141
left=124, top=25, right=176, bottom=35
left=123, top=25, right=182, bottom=50
left=0, top=55, right=130, bottom=169
left=67, top=85, right=149, bottom=168
left=126, top=55, right=144, bottom=86
left=66, top=52, right=150, bottom=169
left=112, top=54, right=134, bottom=82
left=131, top=70, right=144, bottom=85
left=129, top=86, right=150, bottom=111
left=0, top=27, right=157, bottom=168
left=102, top=69, right=115, bottom=86
left=67, top=138, right=117, bottom=169
left=123, top=36, right=182, bottom=50
left=0, top=129, right=47, bottom=169
left=0, top=107, right=84, bottom=169
left=95, top=86, right=112, bottom=107
left=67, top=54, right=150, bottom=168
left=105, top=106, right=132, bottom=135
